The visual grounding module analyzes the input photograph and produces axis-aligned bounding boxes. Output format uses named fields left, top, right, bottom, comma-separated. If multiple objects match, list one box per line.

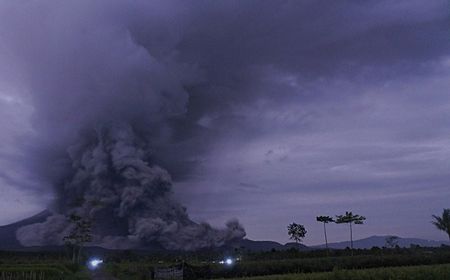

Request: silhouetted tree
left=63, top=214, right=92, bottom=264
left=432, top=208, right=450, bottom=242
left=385, top=235, right=399, bottom=248
left=316, top=216, right=334, bottom=251
left=287, top=223, right=307, bottom=244
left=335, top=211, right=365, bottom=255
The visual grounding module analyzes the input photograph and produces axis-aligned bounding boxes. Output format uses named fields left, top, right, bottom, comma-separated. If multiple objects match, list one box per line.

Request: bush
left=217, top=264, right=450, bottom=280
left=209, top=251, right=450, bottom=278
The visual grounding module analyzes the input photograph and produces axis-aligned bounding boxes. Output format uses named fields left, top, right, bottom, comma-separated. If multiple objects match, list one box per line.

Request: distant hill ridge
left=312, top=235, right=450, bottom=249
left=0, top=210, right=448, bottom=252
left=0, top=210, right=51, bottom=250
left=239, top=239, right=309, bottom=252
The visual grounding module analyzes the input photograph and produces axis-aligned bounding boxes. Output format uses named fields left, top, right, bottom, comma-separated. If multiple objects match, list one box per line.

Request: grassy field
left=0, top=263, right=90, bottom=280
left=218, top=263, right=450, bottom=280
left=2, top=248, right=450, bottom=279
left=209, top=251, right=450, bottom=278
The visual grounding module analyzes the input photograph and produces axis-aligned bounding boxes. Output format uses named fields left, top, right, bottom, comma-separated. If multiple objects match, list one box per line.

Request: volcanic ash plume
left=0, top=0, right=247, bottom=250
left=16, top=123, right=245, bottom=250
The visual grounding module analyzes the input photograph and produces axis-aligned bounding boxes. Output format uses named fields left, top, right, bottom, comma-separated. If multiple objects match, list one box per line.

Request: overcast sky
left=0, top=0, right=449, bottom=245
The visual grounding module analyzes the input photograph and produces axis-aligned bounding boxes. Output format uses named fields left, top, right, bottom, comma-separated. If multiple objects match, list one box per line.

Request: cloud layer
left=0, top=0, right=449, bottom=244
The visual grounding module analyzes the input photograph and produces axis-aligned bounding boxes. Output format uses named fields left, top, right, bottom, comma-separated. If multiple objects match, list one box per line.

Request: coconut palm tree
left=335, top=211, right=365, bottom=255
left=431, top=208, right=450, bottom=242
left=316, top=216, right=334, bottom=250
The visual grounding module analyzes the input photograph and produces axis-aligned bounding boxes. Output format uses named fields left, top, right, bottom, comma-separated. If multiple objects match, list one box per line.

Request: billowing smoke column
left=17, top=123, right=244, bottom=250
left=1, top=0, right=448, bottom=250
left=0, top=1, right=246, bottom=250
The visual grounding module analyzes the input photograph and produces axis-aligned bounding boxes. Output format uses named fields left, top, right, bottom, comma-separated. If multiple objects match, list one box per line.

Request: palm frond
left=431, top=209, right=450, bottom=234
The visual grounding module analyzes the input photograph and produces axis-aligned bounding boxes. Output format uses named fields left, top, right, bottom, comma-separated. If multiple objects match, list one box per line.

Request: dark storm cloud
left=161, top=0, right=449, bottom=162
left=0, top=0, right=246, bottom=249
left=0, top=0, right=449, bottom=244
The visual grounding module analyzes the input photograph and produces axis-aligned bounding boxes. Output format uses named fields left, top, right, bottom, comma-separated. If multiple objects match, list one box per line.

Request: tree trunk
left=323, top=223, right=330, bottom=257
left=350, top=222, right=353, bottom=256
left=77, top=246, right=83, bottom=264
left=72, top=246, right=76, bottom=264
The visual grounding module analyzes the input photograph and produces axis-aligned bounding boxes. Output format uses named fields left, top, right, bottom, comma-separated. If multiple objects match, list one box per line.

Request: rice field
left=219, top=263, right=450, bottom=280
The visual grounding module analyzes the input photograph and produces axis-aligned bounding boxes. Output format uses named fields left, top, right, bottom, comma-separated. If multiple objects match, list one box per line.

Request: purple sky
left=0, top=0, right=449, bottom=245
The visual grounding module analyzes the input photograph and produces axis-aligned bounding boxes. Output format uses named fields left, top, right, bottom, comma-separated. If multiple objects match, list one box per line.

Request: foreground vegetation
left=102, top=246, right=450, bottom=279
left=0, top=264, right=89, bottom=280
left=0, top=251, right=89, bottom=279
left=1, top=246, right=450, bottom=279
left=209, top=248, right=450, bottom=278
left=0, top=265, right=89, bottom=280
left=220, top=263, right=450, bottom=280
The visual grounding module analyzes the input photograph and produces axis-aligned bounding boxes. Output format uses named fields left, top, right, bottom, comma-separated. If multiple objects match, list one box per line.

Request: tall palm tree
left=431, top=208, right=450, bottom=242
left=335, top=211, right=366, bottom=255
left=316, top=216, right=334, bottom=250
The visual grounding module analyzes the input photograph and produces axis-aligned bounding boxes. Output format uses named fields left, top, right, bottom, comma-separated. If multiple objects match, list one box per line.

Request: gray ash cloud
left=0, top=0, right=448, bottom=246
left=1, top=1, right=248, bottom=250
left=17, top=123, right=244, bottom=250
